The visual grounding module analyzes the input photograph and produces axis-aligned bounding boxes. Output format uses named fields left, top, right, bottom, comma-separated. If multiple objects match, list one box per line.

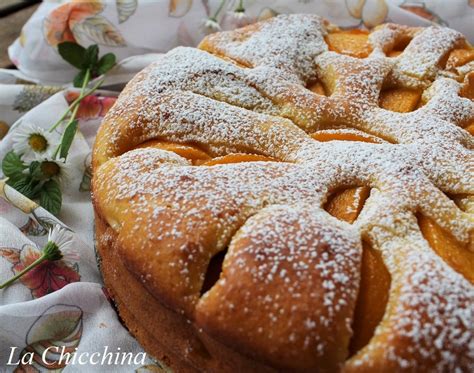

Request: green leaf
left=29, top=161, right=44, bottom=180
left=5, top=172, right=25, bottom=185
left=72, top=16, right=126, bottom=47
left=7, top=175, right=39, bottom=199
left=2, top=151, right=27, bottom=177
left=73, top=70, right=88, bottom=88
left=39, top=180, right=62, bottom=215
left=6, top=174, right=26, bottom=188
left=59, top=119, right=78, bottom=160
left=58, top=42, right=86, bottom=69
left=97, top=53, right=116, bottom=75
left=84, top=44, right=99, bottom=68
left=31, top=180, right=45, bottom=196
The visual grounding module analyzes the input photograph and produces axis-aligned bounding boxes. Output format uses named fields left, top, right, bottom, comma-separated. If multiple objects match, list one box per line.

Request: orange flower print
left=14, top=305, right=83, bottom=372
left=0, top=245, right=80, bottom=298
left=169, top=0, right=193, bottom=17
left=65, top=92, right=116, bottom=120
left=43, top=0, right=104, bottom=47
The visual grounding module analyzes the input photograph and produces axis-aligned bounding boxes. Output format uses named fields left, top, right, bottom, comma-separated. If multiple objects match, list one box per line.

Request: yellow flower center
left=41, top=161, right=60, bottom=178
left=28, top=133, right=48, bottom=152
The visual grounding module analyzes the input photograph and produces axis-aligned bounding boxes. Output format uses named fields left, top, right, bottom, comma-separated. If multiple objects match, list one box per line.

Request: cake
left=92, top=14, right=474, bottom=372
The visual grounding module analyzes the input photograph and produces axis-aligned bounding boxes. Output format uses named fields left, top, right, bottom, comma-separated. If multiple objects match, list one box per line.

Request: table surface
left=0, top=0, right=40, bottom=68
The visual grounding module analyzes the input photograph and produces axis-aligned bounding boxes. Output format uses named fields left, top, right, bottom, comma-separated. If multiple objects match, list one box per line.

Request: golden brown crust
left=92, top=14, right=474, bottom=372
left=92, top=150, right=362, bottom=371
left=95, top=212, right=277, bottom=373
left=194, top=206, right=361, bottom=371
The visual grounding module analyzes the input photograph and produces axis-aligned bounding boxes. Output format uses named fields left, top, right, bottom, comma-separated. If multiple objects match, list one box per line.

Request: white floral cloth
left=1, top=0, right=473, bottom=371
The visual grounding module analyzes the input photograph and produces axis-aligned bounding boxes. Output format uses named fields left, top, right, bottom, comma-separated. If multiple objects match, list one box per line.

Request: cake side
left=95, top=208, right=284, bottom=373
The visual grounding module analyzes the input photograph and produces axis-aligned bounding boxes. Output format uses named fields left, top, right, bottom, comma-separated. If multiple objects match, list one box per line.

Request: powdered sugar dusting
left=200, top=14, right=329, bottom=82
left=93, top=14, right=474, bottom=371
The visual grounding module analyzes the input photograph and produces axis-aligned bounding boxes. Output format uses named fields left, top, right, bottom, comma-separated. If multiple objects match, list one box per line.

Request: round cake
left=92, top=14, right=474, bottom=372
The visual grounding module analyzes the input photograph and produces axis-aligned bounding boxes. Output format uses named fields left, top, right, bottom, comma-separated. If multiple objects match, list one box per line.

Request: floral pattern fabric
left=0, top=92, right=159, bottom=371
left=1, top=0, right=473, bottom=371
left=0, top=243, right=80, bottom=299
left=8, top=0, right=474, bottom=85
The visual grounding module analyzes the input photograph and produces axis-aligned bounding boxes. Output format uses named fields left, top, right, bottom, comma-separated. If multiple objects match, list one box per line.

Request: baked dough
left=92, top=14, right=474, bottom=372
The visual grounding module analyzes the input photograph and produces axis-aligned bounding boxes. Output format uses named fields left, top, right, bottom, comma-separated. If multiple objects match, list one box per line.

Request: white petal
left=48, top=226, right=73, bottom=251
left=11, top=122, right=60, bottom=160
left=362, top=0, right=388, bottom=28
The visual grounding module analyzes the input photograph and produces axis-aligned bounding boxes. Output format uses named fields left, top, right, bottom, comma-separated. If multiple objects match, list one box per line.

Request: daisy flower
left=47, top=225, right=79, bottom=261
left=230, top=10, right=247, bottom=20
left=0, top=225, right=75, bottom=290
left=202, top=17, right=221, bottom=34
left=48, top=225, right=73, bottom=254
left=219, top=1, right=250, bottom=31
left=12, top=122, right=60, bottom=162
left=225, top=8, right=250, bottom=28
left=39, top=157, right=73, bottom=186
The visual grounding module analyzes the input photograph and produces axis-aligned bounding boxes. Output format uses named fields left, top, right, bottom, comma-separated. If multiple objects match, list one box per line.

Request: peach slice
left=308, top=81, right=327, bottom=96
left=445, top=48, right=474, bottom=70
left=321, top=129, right=390, bottom=356
left=379, top=88, right=421, bottom=113
left=387, top=35, right=413, bottom=57
left=387, top=50, right=403, bottom=57
left=418, top=215, right=474, bottom=284
left=136, top=140, right=211, bottom=164
left=349, top=241, right=391, bottom=356
left=319, top=130, right=375, bottom=224
left=460, top=72, right=474, bottom=101
left=311, top=130, right=382, bottom=143
left=460, top=73, right=474, bottom=134
left=202, top=153, right=275, bottom=166
left=465, top=122, right=474, bottom=136
left=325, top=29, right=373, bottom=58
left=325, top=187, right=371, bottom=224
left=324, top=185, right=389, bottom=357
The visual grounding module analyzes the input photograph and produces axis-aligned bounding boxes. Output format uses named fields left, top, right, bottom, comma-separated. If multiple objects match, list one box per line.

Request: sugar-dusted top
left=93, top=14, right=474, bottom=372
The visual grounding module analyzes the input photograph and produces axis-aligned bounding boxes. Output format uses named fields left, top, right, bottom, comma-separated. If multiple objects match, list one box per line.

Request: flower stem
left=79, top=68, right=91, bottom=94
left=51, top=69, right=105, bottom=160
left=213, top=0, right=226, bottom=19
left=49, top=69, right=90, bottom=132
left=0, top=240, right=62, bottom=290
left=49, top=69, right=105, bottom=133
left=0, top=255, right=47, bottom=289
left=236, top=0, right=244, bottom=12
left=52, top=94, right=82, bottom=159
